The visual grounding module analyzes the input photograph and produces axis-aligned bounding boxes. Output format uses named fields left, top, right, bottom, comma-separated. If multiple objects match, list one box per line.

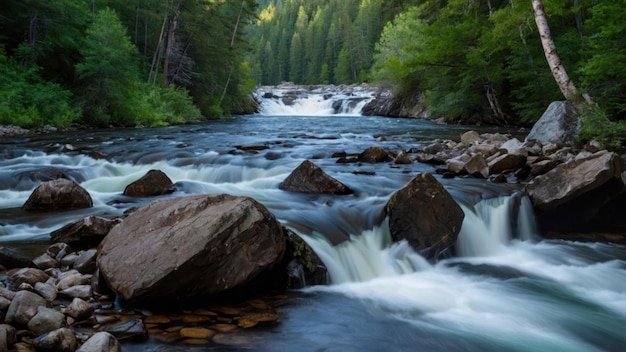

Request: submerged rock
left=279, top=160, right=353, bottom=195
left=385, top=172, right=464, bottom=259
left=97, top=194, right=286, bottom=306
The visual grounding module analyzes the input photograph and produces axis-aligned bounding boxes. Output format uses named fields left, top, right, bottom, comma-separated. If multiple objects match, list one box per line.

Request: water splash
left=298, top=220, right=431, bottom=284
left=457, top=193, right=540, bottom=257
left=301, top=193, right=540, bottom=284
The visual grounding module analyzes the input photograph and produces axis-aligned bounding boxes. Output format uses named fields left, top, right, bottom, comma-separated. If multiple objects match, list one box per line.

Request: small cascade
left=456, top=193, right=539, bottom=257
left=302, top=193, right=540, bottom=284
left=256, top=84, right=376, bottom=116
left=298, top=220, right=431, bottom=284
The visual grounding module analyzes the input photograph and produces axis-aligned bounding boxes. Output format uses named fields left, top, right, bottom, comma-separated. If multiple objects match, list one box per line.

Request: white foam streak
left=299, top=220, right=431, bottom=284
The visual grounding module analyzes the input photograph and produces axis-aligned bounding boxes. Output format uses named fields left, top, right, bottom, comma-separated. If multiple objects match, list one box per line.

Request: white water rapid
left=256, top=84, right=376, bottom=116
left=300, top=194, right=626, bottom=351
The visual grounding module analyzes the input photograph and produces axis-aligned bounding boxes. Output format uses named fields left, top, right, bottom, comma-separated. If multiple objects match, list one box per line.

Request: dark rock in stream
left=97, top=194, right=286, bottom=306
left=385, top=172, right=465, bottom=259
left=279, top=160, right=353, bottom=195
left=22, top=178, right=93, bottom=211
left=358, top=146, right=391, bottom=163
left=123, top=169, right=175, bottom=197
left=51, top=216, right=122, bottom=248
left=0, top=247, right=36, bottom=269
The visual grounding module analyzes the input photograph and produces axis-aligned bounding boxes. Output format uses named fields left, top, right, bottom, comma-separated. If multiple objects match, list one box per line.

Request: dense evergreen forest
left=0, top=0, right=258, bottom=128
left=1, top=0, right=625, bottom=147
left=248, top=0, right=626, bottom=144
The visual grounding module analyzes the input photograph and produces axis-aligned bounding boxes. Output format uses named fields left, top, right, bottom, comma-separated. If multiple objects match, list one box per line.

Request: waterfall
left=301, top=193, right=540, bottom=284
left=456, top=193, right=539, bottom=257
left=256, top=85, right=376, bottom=116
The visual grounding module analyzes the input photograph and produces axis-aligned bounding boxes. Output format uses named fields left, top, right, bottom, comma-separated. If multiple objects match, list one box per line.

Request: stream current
left=1, top=90, right=625, bottom=351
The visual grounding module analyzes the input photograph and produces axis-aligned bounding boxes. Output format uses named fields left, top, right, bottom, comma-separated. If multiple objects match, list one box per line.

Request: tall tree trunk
left=219, top=0, right=245, bottom=106
left=531, top=0, right=578, bottom=101
left=149, top=10, right=168, bottom=85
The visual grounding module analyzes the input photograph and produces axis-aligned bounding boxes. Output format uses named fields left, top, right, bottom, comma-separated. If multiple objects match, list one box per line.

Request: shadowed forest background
left=1, top=0, right=624, bottom=145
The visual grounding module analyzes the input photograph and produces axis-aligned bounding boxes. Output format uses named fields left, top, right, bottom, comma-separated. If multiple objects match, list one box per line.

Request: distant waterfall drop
left=256, top=84, right=376, bottom=116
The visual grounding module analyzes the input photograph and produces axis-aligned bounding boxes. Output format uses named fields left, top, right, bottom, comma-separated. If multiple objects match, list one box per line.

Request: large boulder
left=123, top=169, right=175, bottom=197
left=279, top=160, right=353, bottom=195
left=97, top=194, right=286, bottom=306
left=527, top=151, right=626, bottom=232
left=525, top=101, right=580, bottom=147
left=22, top=178, right=92, bottom=210
left=385, top=172, right=465, bottom=259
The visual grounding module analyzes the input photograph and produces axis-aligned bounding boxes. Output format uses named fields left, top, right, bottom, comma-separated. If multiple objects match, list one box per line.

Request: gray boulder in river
left=97, top=194, right=286, bottom=306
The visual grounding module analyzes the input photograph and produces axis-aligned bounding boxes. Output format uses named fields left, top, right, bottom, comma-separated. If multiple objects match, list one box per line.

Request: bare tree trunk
left=219, top=0, right=246, bottom=106
left=149, top=10, right=168, bottom=85
left=531, top=0, right=578, bottom=101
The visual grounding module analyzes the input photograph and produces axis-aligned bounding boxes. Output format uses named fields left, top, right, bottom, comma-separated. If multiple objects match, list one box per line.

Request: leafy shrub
left=0, top=54, right=80, bottom=128
left=580, top=107, right=626, bottom=151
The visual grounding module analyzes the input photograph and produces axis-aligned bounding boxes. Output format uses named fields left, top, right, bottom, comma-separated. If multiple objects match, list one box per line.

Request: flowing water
left=1, top=89, right=625, bottom=351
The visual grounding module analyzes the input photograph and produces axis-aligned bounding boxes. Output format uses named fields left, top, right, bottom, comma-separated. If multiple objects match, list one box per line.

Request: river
left=1, top=88, right=625, bottom=351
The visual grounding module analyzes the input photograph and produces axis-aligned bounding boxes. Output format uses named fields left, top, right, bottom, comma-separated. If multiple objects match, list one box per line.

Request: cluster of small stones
left=331, top=130, right=601, bottom=184
left=0, top=242, right=281, bottom=351
left=0, top=125, right=31, bottom=137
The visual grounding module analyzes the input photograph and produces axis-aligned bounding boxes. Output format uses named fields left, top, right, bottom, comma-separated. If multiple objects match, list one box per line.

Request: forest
left=0, top=0, right=258, bottom=128
left=248, top=0, right=625, bottom=145
left=1, top=0, right=625, bottom=146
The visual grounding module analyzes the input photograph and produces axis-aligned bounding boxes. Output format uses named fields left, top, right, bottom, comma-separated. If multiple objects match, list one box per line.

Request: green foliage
left=75, top=7, right=143, bottom=126
left=580, top=0, right=626, bottom=120
left=0, top=53, right=80, bottom=128
left=334, top=48, right=353, bottom=84
left=248, top=0, right=393, bottom=85
left=0, top=0, right=260, bottom=128
left=368, top=0, right=625, bottom=126
left=372, top=6, right=426, bottom=86
left=579, top=107, right=626, bottom=150
left=112, top=83, right=201, bottom=127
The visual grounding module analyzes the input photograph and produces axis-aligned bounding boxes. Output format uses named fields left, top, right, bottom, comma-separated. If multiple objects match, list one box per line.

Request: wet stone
left=144, top=315, right=171, bottom=324
left=179, top=327, right=216, bottom=339
left=209, top=323, right=238, bottom=333
left=236, top=312, right=279, bottom=328
left=98, top=318, right=147, bottom=340
left=181, top=315, right=213, bottom=324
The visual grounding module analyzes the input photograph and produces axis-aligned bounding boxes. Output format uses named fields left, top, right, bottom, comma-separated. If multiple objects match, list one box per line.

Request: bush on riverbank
left=0, top=54, right=81, bottom=128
